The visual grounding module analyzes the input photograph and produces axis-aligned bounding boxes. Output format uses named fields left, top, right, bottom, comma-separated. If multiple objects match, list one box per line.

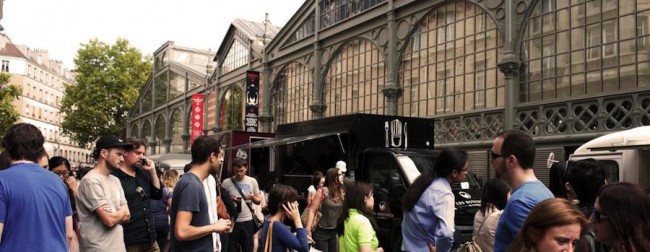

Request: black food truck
left=229, top=113, right=481, bottom=251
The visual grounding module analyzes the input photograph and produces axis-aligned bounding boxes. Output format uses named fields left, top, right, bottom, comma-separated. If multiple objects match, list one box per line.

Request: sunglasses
left=489, top=150, right=508, bottom=160
left=591, top=209, right=608, bottom=223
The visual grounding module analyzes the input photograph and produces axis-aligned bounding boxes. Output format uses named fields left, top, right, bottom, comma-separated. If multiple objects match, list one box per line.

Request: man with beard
left=77, top=135, right=133, bottom=252
left=491, top=130, right=553, bottom=252
left=113, top=138, right=162, bottom=252
left=170, top=136, right=231, bottom=251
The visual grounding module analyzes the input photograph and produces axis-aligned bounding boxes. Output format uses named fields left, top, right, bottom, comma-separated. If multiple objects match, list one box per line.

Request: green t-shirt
left=338, top=209, right=379, bottom=252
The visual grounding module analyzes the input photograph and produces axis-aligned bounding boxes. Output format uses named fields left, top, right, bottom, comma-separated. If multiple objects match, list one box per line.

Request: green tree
left=0, top=72, right=21, bottom=134
left=61, top=38, right=152, bottom=146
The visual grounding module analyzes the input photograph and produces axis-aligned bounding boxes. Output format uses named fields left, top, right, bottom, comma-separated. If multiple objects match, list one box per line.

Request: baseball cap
left=336, top=160, right=347, bottom=173
left=95, top=135, right=133, bottom=153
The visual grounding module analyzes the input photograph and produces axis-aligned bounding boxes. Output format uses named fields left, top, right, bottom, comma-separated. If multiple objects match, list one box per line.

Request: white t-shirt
left=221, top=176, right=260, bottom=222
left=203, top=175, right=220, bottom=252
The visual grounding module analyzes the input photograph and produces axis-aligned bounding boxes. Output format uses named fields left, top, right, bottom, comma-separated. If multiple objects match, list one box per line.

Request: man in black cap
left=113, top=138, right=162, bottom=252
left=77, top=135, right=133, bottom=252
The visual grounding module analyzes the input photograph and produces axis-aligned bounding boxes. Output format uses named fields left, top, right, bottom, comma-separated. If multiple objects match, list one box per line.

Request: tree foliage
left=0, top=72, right=21, bottom=134
left=61, top=38, right=152, bottom=146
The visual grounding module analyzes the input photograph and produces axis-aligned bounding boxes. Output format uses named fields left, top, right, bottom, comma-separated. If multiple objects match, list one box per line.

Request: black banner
left=245, top=71, right=260, bottom=132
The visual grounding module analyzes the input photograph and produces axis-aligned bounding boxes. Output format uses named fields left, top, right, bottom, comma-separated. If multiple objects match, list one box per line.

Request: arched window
left=272, top=61, right=313, bottom=127
left=323, top=38, right=386, bottom=117
left=219, top=85, right=244, bottom=131
left=399, top=1, right=504, bottom=116
left=154, top=115, right=166, bottom=154
left=130, top=124, right=139, bottom=138
left=169, top=108, right=184, bottom=153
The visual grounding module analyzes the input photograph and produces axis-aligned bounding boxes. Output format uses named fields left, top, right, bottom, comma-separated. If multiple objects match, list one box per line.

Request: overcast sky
left=2, top=0, right=305, bottom=68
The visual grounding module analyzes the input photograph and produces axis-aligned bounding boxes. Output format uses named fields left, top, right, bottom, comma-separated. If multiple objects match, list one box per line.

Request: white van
left=568, top=126, right=650, bottom=191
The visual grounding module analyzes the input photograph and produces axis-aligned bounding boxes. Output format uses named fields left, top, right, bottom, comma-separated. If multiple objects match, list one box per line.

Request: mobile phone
left=141, top=159, right=148, bottom=166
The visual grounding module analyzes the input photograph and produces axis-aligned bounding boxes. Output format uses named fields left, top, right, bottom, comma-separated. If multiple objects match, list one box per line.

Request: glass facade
left=520, top=0, right=650, bottom=103
left=219, top=85, right=244, bottom=131
left=323, top=38, right=386, bottom=117
left=154, top=72, right=168, bottom=106
left=131, top=125, right=139, bottom=139
left=169, top=71, right=185, bottom=99
left=169, top=108, right=184, bottom=153
left=399, top=1, right=505, bottom=117
left=320, top=0, right=386, bottom=29
left=141, top=120, right=152, bottom=143
left=285, top=12, right=315, bottom=45
left=154, top=115, right=166, bottom=154
left=221, top=40, right=248, bottom=74
left=141, top=87, right=153, bottom=112
left=272, top=61, right=313, bottom=127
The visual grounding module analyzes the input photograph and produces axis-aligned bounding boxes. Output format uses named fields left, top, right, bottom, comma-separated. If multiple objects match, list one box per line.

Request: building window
left=272, top=62, right=313, bottom=127
left=521, top=0, right=650, bottom=103
left=1, top=60, right=9, bottom=72
left=399, top=2, right=504, bottom=116
left=319, top=0, right=386, bottom=29
left=220, top=40, right=248, bottom=74
left=323, top=38, right=386, bottom=117
left=219, top=85, right=243, bottom=131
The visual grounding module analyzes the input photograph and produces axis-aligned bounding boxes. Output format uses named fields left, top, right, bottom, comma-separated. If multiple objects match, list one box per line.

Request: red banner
left=190, top=94, right=205, bottom=145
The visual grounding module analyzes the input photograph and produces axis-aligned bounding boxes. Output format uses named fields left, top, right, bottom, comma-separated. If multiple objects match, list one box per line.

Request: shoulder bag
left=455, top=211, right=498, bottom=252
left=301, top=188, right=324, bottom=232
left=230, top=177, right=264, bottom=233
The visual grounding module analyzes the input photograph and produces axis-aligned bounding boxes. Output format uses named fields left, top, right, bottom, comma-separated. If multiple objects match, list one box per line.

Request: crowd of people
left=0, top=122, right=649, bottom=252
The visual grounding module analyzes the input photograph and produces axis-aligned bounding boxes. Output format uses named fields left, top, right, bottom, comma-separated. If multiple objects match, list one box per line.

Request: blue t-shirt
left=0, top=163, right=72, bottom=252
left=152, top=187, right=172, bottom=226
left=493, top=180, right=553, bottom=252
left=169, top=172, right=212, bottom=252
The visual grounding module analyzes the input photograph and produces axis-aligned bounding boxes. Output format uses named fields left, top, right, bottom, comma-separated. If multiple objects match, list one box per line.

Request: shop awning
left=227, top=131, right=348, bottom=150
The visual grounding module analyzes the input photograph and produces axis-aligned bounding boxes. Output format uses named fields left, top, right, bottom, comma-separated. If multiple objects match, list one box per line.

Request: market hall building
left=127, top=0, right=650, bottom=185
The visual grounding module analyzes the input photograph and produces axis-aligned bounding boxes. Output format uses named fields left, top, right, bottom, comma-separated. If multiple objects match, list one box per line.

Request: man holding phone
left=221, top=158, right=262, bottom=252
left=113, top=138, right=162, bottom=252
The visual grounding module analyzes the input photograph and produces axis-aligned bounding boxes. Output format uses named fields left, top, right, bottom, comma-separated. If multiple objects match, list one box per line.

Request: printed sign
left=245, top=71, right=260, bottom=132
left=190, top=94, right=205, bottom=144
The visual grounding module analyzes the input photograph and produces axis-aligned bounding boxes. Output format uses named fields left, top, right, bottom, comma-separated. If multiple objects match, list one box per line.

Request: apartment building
left=0, top=34, right=90, bottom=165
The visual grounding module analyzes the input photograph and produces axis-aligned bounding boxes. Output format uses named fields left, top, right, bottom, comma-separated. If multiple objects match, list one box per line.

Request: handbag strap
left=264, top=221, right=273, bottom=252
left=230, top=177, right=257, bottom=214
left=473, top=210, right=498, bottom=240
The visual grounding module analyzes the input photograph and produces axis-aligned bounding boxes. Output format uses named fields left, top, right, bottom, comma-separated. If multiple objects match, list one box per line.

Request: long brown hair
left=597, top=182, right=650, bottom=252
left=324, top=167, right=344, bottom=202
left=162, top=169, right=179, bottom=189
left=509, top=198, right=588, bottom=252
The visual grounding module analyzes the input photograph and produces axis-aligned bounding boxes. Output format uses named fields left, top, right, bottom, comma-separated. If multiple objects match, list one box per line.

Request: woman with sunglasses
left=510, top=198, right=587, bottom=252
left=48, top=156, right=80, bottom=252
left=592, top=182, right=650, bottom=252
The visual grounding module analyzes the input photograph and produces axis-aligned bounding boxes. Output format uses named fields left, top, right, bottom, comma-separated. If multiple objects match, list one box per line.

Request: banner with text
left=245, top=71, right=260, bottom=132
left=190, top=94, right=205, bottom=144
